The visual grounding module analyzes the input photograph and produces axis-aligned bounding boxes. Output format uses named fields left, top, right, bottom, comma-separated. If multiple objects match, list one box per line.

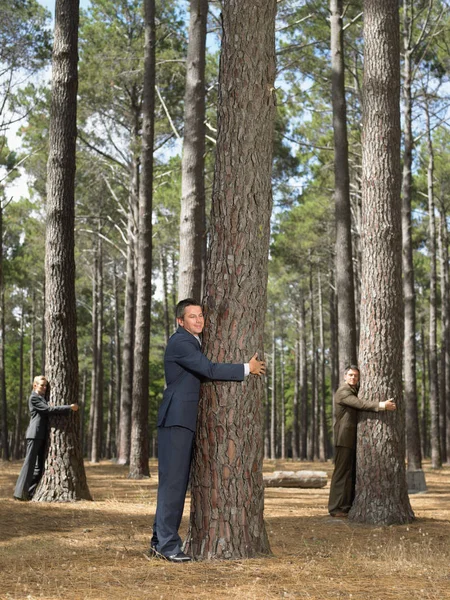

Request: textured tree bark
left=178, top=0, right=207, bottom=301
left=35, top=0, right=91, bottom=501
left=185, top=0, right=276, bottom=559
left=330, top=0, right=357, bottom=375
left=349, top=0, right=413, bottom=525
left=129, top=0, right=155, bottom=479
left=401, top=3, right=422, bottom=471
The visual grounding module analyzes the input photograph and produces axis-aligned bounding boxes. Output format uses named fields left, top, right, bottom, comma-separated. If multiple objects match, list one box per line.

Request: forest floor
left=1, top=458, right=450, bottom=600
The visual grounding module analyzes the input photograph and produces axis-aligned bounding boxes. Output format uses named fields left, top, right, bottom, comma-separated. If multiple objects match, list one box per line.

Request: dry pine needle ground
left=1, top=459, right=450, bottom=600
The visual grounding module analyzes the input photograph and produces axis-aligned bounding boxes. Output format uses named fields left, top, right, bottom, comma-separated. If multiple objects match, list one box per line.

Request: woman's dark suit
left=14, top=391, right=72, bottom=500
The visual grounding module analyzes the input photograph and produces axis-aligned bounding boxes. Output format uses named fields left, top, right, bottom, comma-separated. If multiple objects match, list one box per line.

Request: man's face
left=177, top=305, right=204, bottom=336
left=34, top=377, right=47, bottom=396
left=344, top=369, right=360, bottom=386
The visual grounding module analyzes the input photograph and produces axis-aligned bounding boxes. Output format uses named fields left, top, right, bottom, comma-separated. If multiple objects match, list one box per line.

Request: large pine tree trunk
left=349, top=0, right=413, bottom=525
left=129, top=0, right=155, bottom=479
left=186, top=0, right=276, bottom=559
left=178, top=0, right=207, bottom=300
left=330, top=0, right=357, bottom=375
left=34, top=0, right=91, bottom=501
left=401, top=5, right=422, bottom=471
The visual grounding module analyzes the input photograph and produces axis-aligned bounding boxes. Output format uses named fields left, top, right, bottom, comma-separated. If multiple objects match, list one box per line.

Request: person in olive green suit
left=328, top=365, right=396, bottom=517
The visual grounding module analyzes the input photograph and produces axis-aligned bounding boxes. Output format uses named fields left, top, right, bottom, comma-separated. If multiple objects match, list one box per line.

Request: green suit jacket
left=334, top=383, right=379, bottom=448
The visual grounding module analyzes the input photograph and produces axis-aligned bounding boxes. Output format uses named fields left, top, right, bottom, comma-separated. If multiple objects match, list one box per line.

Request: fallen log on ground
left=264, top=470, right=328, bottom=488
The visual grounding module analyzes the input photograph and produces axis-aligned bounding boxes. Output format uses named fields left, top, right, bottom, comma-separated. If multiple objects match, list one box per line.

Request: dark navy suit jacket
left=25, top=391, right=72, bottom=440
left=157, top=326, right=245, bottom=432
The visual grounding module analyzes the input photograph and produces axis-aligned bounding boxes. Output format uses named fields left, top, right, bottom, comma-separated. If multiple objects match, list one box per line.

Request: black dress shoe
left=165, top=552, right=192, bottom=563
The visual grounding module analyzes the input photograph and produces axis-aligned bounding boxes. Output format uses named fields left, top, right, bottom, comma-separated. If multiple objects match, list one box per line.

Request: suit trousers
left=154, top=425, right=195, bottom=556
left=14, top=438, right=46, bottom=500
left=328, top=445, right=356, bottom=515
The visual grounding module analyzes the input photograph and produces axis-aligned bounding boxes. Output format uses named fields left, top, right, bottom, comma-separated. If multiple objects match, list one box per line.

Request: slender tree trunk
left=349, top=0, right=413, bottom=525
left=160, top=247, right=170, bottom=345
left=178, top=0, right=207, bottom=300
left=280, top=333, right=286, bottom=460
left=425, top=100, right=441, bottom=469
left=13, top=308, right=25, bottom=459
left=438, top=210, right=448, bottom=463
left=186, top=0, right=276, bottom=559
left=34, top=0, right=91, bottom=501
left=420, top=321, right=428, bottom=458
left=270, top=324, right=277, bottom=459
left=291, top=328, right=300, bottom=460
left=89, top=248, right=99, bottom=462
left=129, top=0, right=155, bottom=479
left=330, top=0, right=357, bottom=374
left=117, top=170, right=138, bottom=465
left=329, top=270, right=339, bottom=394
left=0, top=205, right=8, bottom=462
left=318, top=271, right=327, bottom=461
left=401, top=4, right=422, bottom=471
left=264, top=376, right=270, bottom=460
left=105, top=337, right=114, bottom=460
left=308, top=265, right=317, bottom=460
left=80, top=368, right=87, bottom=455
left=299, top=295, right=308, bottom=460
left=113, top=264, right=122, bottom=456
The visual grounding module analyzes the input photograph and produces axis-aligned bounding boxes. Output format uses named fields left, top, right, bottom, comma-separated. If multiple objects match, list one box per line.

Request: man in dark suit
left=328, top=365, right=396, bottom=517
left=151, top=298, right=265, bottom=562
left=14, top=375, right=79, bottom=501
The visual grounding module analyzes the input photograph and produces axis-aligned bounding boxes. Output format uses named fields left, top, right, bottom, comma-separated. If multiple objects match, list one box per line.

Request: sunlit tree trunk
left=178, top=0, right=207, bottom=300
left=330, top=0, right=357, bottom=375
left=349, top=0, right=413, bottom=525
left=129, top=0, right=155, bottom=479
left=186, top=0, right=276, bottom=559
left=34, top=0, right=91, bottom=501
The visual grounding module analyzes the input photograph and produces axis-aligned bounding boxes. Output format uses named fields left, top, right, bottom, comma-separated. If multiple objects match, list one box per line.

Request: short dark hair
left=344, top=364, right=360, bottom=375
left=176, top=298, right=201, bottom=319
